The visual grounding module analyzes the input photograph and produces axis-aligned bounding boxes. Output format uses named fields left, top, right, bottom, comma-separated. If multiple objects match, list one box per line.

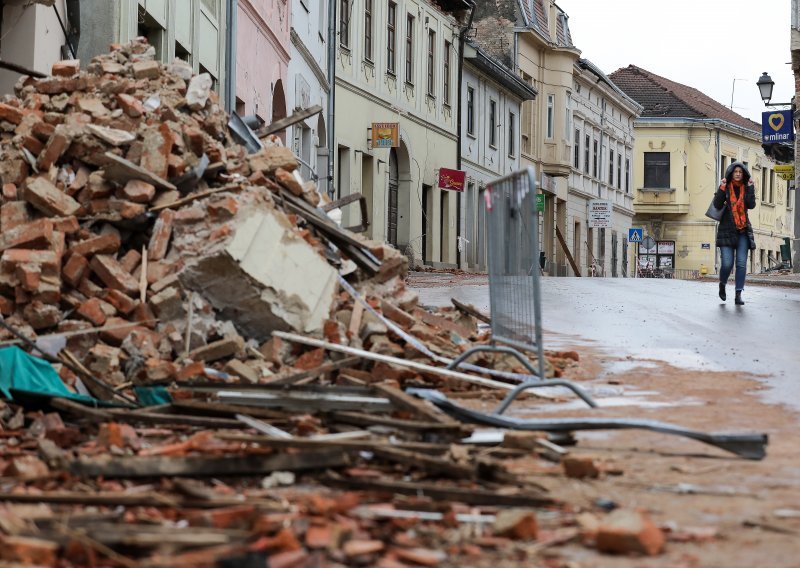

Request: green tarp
left=0, top=346, right=95, bottom=403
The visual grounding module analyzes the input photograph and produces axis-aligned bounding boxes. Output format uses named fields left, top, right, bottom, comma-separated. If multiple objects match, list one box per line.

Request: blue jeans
left=719, top=232, right=749, bottom=291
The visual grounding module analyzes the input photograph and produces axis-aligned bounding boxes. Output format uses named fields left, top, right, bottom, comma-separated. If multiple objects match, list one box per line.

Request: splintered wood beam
left=555, top=224, right=581, bottom=277
left=322, top=474, right=555, bottom=507
left=451, top=298, right=491, bottom=324
left=266, top=356, right=362, bottom=386
left=0, top=491, right=274, bottom=509
left=70, top=449, right=348, bottom=478
left=255, top=104, right=323, bottom=138
left=330, top=411, right=466, bottom=432
left=370, top=382, right=462, bottom=426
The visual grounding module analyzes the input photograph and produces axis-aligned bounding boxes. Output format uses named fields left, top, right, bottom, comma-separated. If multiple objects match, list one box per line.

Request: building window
left=592, top=139, right=598, bottom=177
left=364, top=0, right=373, bottom=61
left=625, top=158, right=630, bottom=193
left=770, top=170, right=775, bottom=203
left=387, top=2, right=396, bottom=74
left=584, top=134, right=590, bottom=173
left=339, top=0, right=350, bottom=48
left=565, top=94, right=572, bottom=139
left=508, top=111, right=516, bottom=157
left=644, top=152, right=670, bottom=188
left=609, top=149, right=615, bottom=186
left=466, top=86, right=475, bottom=135
left=574, top=128, right=580, bottom=168
left=427, top=29, right=435, bottom=96
left=489, top=99, right=497, bottom=147
left=546, top=94, right=554, bottom=139
left=405, top=14, right=414, bottom=84
left=443, top=41, right=451, bottom=105
left=617, top=154, right=622, bottom=189
left=521, top=74, right=532, bottom=154
left=761, top=167, right=768, bottom=201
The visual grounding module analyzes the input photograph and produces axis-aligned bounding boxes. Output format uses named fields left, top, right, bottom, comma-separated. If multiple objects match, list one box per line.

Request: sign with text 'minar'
left=762, top=110, right=794, bottom=143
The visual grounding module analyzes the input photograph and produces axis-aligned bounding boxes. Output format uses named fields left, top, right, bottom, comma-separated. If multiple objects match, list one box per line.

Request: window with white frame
left=489, top=99, right=497, bottom=147
left=443, top=41, right=451, bottom=105
left=364, top=0, right=373, bottom=61
left=427, top=29, right=435, bottom=96
left=405, top=14, right=414, bottom=84
left=574, top=128, right=580, bottom=168
left=546, top=94, right=554, bottom=139
left=508, top=111, right=516, bottom=157
left=387, top=2, right=396, bottom=73
left=339, top=0, right=350, bottom=48
left=466, top=86, right=475, bottom=135
left=565, top=94, right=572, bottom=139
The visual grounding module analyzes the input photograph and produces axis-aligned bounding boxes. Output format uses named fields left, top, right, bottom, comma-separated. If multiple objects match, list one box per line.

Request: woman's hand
left=747, top=178, right=755, bottom=186
left=719, top=178, right=727, bottom=190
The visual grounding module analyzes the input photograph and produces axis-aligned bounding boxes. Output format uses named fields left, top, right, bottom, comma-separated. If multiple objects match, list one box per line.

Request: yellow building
left=611, top=66, right=795, bottom=275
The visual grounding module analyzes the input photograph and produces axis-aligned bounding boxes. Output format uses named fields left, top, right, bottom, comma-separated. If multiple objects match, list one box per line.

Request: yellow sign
left=371, top=123, right=399, bottom=148
left=775, top=164, right=795, bottom=181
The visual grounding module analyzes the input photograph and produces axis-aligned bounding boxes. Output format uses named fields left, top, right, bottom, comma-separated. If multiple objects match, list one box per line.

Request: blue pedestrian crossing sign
left=628, top=228, right=643, bottom=243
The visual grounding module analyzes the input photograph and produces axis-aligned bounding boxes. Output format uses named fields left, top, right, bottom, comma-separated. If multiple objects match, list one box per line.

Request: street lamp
left=757, top=72, right=793, bottom=106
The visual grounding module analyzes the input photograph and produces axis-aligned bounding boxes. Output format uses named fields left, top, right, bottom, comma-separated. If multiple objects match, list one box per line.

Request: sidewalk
left=701, top=270, right=800, bottom=288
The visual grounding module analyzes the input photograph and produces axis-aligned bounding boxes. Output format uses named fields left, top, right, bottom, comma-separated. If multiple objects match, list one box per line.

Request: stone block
left=177, top=206, right=338, bottom=341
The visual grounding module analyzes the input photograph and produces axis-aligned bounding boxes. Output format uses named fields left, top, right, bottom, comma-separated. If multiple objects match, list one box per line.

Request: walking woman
left=715, top=161, right=756, bottom=305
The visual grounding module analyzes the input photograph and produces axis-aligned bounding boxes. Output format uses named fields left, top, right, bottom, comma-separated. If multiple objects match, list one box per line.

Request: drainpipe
left=455, top=1, right=476, bottom=268
left=224, top=0, right=238, bottom=112
left=327, top=0, right=337, bottom=198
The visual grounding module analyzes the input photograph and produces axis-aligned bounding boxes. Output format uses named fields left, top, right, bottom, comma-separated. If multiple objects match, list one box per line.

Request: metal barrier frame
left=447, top=167, right=545, bottom=380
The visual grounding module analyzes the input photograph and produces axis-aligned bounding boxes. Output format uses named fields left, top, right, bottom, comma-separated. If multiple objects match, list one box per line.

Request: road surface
left=411, top=274, right=800, bottom=409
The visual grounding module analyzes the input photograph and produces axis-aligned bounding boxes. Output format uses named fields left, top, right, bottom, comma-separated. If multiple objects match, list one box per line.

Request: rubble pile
left=0, top=40, right=677, bottom=566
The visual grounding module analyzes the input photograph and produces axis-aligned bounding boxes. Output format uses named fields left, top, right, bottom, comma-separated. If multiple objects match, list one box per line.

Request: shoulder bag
left=705, top=191, right=725, bottom=221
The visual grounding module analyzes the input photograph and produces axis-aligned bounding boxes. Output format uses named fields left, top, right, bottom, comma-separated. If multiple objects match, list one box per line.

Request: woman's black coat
left=714, top=161, right=756, bottom=250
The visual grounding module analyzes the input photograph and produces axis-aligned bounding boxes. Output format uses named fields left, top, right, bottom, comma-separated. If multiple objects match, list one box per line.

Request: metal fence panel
left=485, top=167, right=544, bottom=378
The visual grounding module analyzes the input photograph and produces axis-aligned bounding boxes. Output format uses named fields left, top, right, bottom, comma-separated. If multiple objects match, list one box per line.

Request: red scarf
left=728, top=182, right=747, bottom=231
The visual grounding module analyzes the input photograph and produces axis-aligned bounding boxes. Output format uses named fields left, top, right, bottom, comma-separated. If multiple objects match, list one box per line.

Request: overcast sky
left=555, top=0, right=794, bottom=124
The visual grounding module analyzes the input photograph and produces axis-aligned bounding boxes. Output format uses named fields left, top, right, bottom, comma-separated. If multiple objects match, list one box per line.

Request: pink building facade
left=236, top=0, right=290, bottom=130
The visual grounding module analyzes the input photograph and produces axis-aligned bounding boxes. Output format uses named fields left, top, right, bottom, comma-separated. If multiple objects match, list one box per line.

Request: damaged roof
left=609, top=65, right=759, bottom=132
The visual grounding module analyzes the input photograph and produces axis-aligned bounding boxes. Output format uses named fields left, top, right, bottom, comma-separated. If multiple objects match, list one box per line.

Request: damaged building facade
left=334, top=0, right=468, bottom=268
left=0, top=0, right=75, bottom=95
left=234, top=0, right=290, bottom=134
left=471, top=0, right=640, bottom=277
left=611, top=65, right=795, bottom=276
left=76, top=0, right=228, bottom=99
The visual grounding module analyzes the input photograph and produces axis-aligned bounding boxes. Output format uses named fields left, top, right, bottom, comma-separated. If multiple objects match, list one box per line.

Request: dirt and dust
left=459, top=342, right=800, bottom=567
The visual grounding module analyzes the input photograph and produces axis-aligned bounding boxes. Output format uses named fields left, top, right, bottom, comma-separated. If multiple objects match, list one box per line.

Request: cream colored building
left=569, top=59, right=641, bottom=277
left=611, top=65, right=795, bottom=276
left=335, top=0, right=468, bottom=267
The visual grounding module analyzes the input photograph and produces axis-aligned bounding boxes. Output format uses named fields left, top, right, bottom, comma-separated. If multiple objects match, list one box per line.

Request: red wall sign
left=438, top=168, right=466, bottom=191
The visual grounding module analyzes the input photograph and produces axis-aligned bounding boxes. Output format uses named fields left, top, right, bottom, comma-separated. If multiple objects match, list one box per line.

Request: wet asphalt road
left=412, top=275, right=800, bottom=409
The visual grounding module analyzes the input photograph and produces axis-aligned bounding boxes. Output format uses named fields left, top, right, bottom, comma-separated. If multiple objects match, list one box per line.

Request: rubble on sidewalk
left=0, top=39, right=706, bottom=566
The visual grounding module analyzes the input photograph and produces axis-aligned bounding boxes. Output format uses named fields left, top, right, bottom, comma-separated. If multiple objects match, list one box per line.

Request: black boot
left=719, top=283, right=726, bottom=301
left=735, top=291, right=744, bottom=305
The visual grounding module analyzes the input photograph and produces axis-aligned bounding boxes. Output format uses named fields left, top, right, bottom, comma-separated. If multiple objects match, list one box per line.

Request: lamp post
left=757, top=72, right=793, bottom=107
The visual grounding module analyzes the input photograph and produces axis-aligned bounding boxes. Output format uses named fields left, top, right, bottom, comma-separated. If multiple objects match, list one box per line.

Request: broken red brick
left=36, top=130, right=71, bottom=171
left=117, top=93, right=146, bottom=118
left=2, top=182, right=17, bottom=200
left=68, top=232, right=121, bottom=257
left=76, top=297, right=107, bottom=326
left=140, top=123, right=173, bottom=179
left=148, top=209, right=175, bottom=261
left=90, top=254, right=139, bottom=296
left=0, top=535, right=58, bottom=567
left=52, top=60, right=80, bottom=77
left=132, top=60, right=160, bottom=80
left=1, top=202, right=33, bottom=232
left=562, top=456, right=601, bottom=479
left=293, top=348, right=325, bottom=371
left=97, top=422, right=140, bottom=450
left=119, top=248, right=142, bottom=273
left=120, top=179, right=156, bottom=203
left=22, top=176, right=80, bottom=217
left=596, top=509, right=665, bottom=556
left=62, top=253, right=89, bottom=287
left=0, top=103, right=24, bottom=125
left=4, top=455, right=49, bottom=479
left=492, top=508, right=538, bottom=541
left=102, top=288, right=138, bottom=315
left=0, top=218, right=53, bottom=252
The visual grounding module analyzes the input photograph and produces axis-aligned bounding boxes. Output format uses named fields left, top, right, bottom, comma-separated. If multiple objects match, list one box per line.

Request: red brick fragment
left=596, top=509, right=665, bottom=556
left=76, top=297, right=107, bottom=326
left=52, top=59, right=80, bottom=77
left=120, top=179, right=156, bottom=203
left=0, top=535, right=58, bottom=567
left=148, top=209, right=175, bottom=261
left=2, top=182, right=17, bottom=200
left=1, top=202, right=33, bottom=232
left=0, top=219, right=52, bottom=252
left=4, top=455, right=49, bottom=479
left=562, top=456, right=601, bottom=479
left=68, top=232, right=121, bottom=257
left=91, top=254, right=139, bottom=296
left=62, top=254, right=89, bottom=287
left=0, top=103, right=24, bottom=125
left=98, top=422, right=140, bottom=450
left=23, top=176, right=80, bottom=217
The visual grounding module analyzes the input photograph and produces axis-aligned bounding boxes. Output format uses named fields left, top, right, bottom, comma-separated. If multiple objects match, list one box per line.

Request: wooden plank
left=103, top=152, right=177, bottom=192
left=104, top=409, right=246, bottom=429
left=370, top=446, right=476, bottom=479
left=322, top=474, right=554, bottom=507
left=555, top=225, right=581, bottom=277
left=330, top=411, right=465, bottom=432
left=170, top=399, right=288, bottom=420
left=255, top=105, right=323, bottom=138
left=0, top=491, right=273, bottom=509
left=216, top=390, right=392, bottom=412
left=218, top=433, right=450, bottom=455
left=371, top=382, right=460, bottom=426
left=451, top=298, right=491, bottom=324
left=70, top=449, right=348, bottom=478
left=267, top=356, right=362, bottom=386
